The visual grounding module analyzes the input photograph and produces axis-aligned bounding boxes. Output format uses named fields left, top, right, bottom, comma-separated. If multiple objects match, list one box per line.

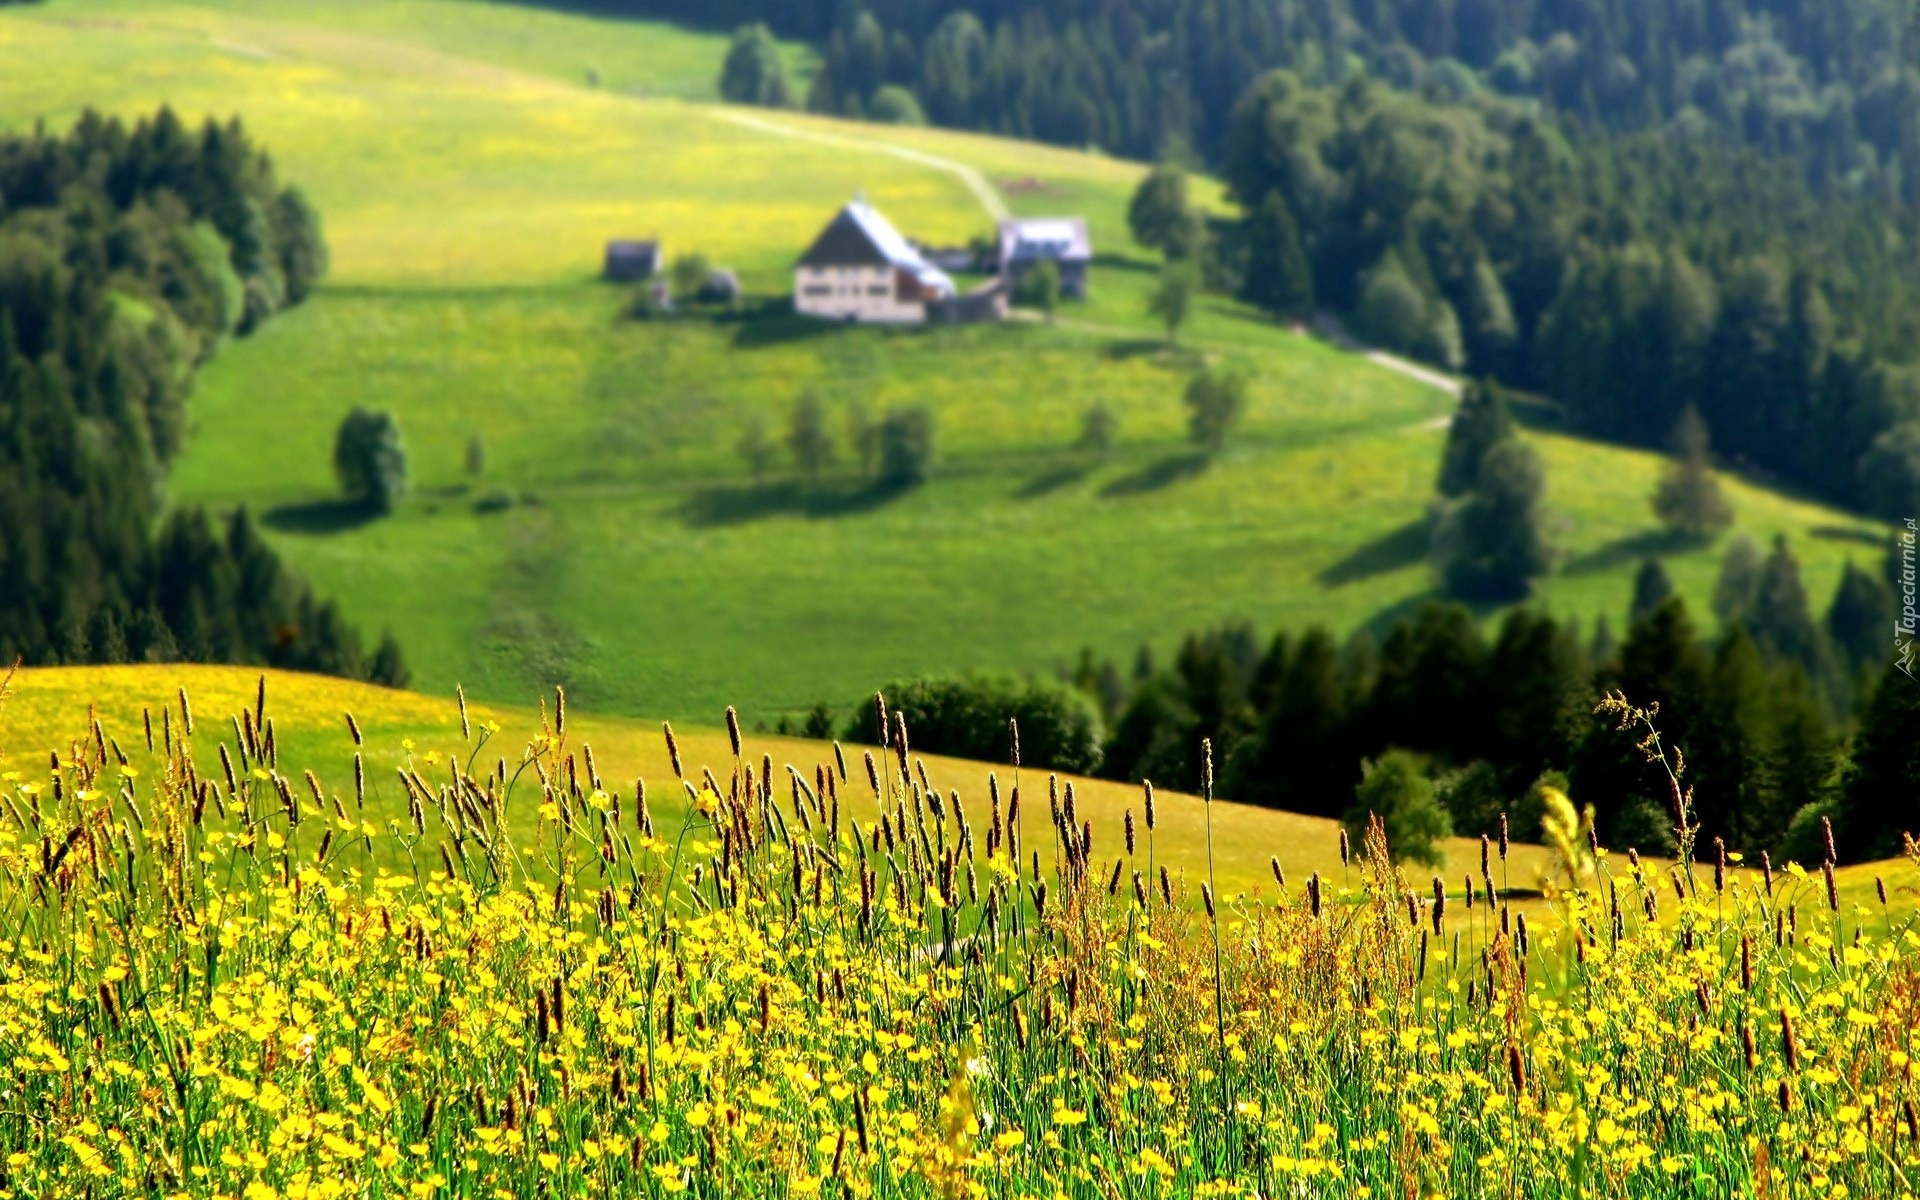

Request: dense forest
left=0, top=109, right=406, bottom=681
left=692, top=0, right=1920, bottom=516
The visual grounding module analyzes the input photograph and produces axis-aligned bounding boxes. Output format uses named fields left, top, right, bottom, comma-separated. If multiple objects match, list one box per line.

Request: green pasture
left=0, top=0, right=1892, bottom=729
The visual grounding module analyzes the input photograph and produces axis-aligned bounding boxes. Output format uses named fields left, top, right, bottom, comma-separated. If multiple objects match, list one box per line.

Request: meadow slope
left=0, top=0, right=1892, bottom=725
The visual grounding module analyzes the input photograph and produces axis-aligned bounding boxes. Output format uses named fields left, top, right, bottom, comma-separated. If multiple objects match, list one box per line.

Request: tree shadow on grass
left=262, top=499, right=381, bottom=535
left=1099, top=452, right=1210, bottom=498
left=1015, top=461, right=1095, bottom=500
left=1809, top=524, right=1887, bottom=548
left=678, top=479, right=913, bottom=528
left=1099, top=339, right=1202, bottom=369
left=1317, top=518, right=1431, bottom=587
left=1561, top=528, right=1695, bottom=576
left=724, top=306, right=845, bottom=350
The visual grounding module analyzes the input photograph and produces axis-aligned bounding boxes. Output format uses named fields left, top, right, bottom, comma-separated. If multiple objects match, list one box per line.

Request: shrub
left=844, top=676, right=1105, bottom=775
left=473, top=488, right=516, bottom=514
left=877, top=406, right=935, bottom=488
left=869, top=86, right=926, bottom=125
left=1343, top=750, right=1451, bottom=868
left=1183, top=367, right=1249, bottom=454
left=332, top=408, right=408, bottom=514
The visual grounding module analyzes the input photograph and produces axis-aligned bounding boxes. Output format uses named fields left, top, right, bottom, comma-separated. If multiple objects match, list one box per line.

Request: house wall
left=794, top=265, right=926, bottom=324
left=1004, top=257, right=1090, bottom=300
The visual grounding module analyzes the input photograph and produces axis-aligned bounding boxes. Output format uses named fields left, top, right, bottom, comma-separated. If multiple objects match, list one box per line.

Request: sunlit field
left=1, top=668, right=1916, bottom=1197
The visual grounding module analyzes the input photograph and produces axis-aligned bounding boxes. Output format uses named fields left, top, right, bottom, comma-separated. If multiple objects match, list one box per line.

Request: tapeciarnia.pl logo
left=1898, top=519, right=1917, bottom=680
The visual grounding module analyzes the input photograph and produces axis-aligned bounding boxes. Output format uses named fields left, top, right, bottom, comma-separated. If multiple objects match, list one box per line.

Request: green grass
left=0, top=0, right=1893, bottom=729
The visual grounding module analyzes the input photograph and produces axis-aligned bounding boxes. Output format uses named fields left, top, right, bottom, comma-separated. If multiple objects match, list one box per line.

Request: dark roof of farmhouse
left=796, top=208, right=893, bottom=269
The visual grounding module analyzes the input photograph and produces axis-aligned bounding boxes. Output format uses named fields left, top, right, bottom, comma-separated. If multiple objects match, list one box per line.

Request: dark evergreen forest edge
left=0, top=109, right=408, bottom=684
left=697, top=0, right=1920, bottom=519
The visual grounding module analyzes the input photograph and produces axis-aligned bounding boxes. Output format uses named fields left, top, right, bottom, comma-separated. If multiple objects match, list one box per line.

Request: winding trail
left=714, top=109, right=1011, bottom=221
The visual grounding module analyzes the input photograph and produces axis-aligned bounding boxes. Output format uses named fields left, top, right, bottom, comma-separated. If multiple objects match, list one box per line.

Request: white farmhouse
left=794, top=197, right=956, bottom=324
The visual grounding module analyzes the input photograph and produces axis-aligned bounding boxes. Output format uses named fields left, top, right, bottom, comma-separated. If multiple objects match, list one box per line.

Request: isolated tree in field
left=1149, top=259, right=1199, bottom=348
left=1344, top=750, right=1451, bottom=868
left=719, top=24, right=791, bottom=107
left=1077, top=403, right=1117, bottom=458
left=670, top=253, right=712, bottom=305
left=1184, top=367, right=1248, bottom=455
left=465, top=434, right=487, bottom=479
left=736, top=417, right=775, bottom=482
left=877, top=406, right=935, bottom=488
left=1241, top=190, right=1314, bottom=319
left=1629, top=558, right=1675, bottom=627
left=1436, top=380, right=1515, bottom=498
left=1433, top=438, right=1553, bottom=601
left=1127, top=163, right=1193, bottom=256
left=787, top=391, right=835, bottom=483
left=333, top=408, right=408, bottom=514
left=1653, top=407, right=1733, bottom=541
left=1014, top=259, right=1061, bottom=322
left=1712, top=534, right=1763, bottom=628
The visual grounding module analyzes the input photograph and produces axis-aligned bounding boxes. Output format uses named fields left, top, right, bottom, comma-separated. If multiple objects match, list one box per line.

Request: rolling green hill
left=0, top=0, right=1891, bottom=726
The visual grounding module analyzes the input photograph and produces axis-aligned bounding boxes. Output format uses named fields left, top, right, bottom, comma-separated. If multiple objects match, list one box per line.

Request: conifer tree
left=1433, top=438, right=1553, bottom=601
left=1652, top=407, right=1734, bottom=542
left=1712, top=535, right=1764, bottom=629
left=1436, top=381, right=1515, bottom=498
left=1748, top=535, right=1830, bottom=681
left=1629, top=558, right=1675, bottom=628
left=1826, top=559, right=1894, bottom=675
left=1839, top=663, right=1920, bottom=861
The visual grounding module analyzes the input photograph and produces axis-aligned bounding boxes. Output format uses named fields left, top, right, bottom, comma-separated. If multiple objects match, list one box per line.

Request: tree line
left=682, top=0, right=1920, bottom=203
left=0, top=109, right=406, bottom=683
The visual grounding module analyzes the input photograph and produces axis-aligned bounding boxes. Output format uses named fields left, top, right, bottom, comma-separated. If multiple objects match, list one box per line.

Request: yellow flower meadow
left=0, top=685, right=1915, bottom=1198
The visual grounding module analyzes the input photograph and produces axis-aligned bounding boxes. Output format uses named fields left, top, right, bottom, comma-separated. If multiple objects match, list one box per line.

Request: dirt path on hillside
left=714, top=109, right=1011, bottom=222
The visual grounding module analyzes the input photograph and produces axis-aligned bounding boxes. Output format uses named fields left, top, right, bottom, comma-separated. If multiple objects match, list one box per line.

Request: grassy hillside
left=0, top=664, right=1573, bottom=900
left=0, top=0, right=1891, bottom=726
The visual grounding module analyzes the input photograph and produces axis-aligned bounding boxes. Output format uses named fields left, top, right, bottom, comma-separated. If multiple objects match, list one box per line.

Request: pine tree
left=1436, top=380, right=1515, bottom=498
left=1838, top=663, right=1920, bottom=861
left=368, top=632, right=411, bottom=689
left=1748, top=535, right=1830, bottom=681
left=1652, top=407, right=1734, bottom=542
left=1712, top=534, right=1764, bottom=629
left=1231, top=627, right=1352, bottom=816
left=1827, top=559, right=1894, bottom=675
left=1629, top=558, right=1675, bottom=628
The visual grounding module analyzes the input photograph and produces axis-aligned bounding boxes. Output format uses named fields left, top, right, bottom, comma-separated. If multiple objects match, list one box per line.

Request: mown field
left=0, top=0, right=1892, bottom=726
left=1, top=664, right=1915, bottom=1197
